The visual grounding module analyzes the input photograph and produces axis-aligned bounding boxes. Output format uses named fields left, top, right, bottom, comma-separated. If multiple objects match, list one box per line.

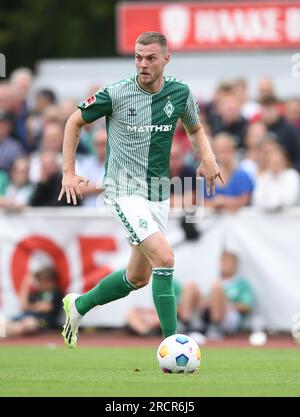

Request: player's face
left=135, top=43, right=170, bottom=86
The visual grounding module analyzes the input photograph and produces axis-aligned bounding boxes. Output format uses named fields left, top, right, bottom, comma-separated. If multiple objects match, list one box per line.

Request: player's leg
left=62, top=245, right=152, bottom=348
left=139, top=231, right=177, bottom=338
left=75, top=244, right=151, bottom=315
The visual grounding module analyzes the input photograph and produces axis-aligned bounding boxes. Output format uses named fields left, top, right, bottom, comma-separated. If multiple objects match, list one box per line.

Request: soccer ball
left=157, top=334, right=201, bottom=374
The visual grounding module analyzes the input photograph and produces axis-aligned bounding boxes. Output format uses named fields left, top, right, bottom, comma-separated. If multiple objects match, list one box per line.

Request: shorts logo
left=164, top=99, right=174, bottom=118
left=84, top=95, right=96, bottom=108
left=139, top=219, right=148, bottom=230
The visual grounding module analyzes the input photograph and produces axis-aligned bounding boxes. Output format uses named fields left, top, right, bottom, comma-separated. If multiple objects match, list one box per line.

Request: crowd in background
left=1, top=67, right=300, bottom=212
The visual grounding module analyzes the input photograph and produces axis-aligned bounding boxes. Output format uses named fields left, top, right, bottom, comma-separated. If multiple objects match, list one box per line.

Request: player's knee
left=152, top=248, right=174, bottom=268
left=134, top=277, right=150, bottom=289
left=128, top=273, right=151, bottom=289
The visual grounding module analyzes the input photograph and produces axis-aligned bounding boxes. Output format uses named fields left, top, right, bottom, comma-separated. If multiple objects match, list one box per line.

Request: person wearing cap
left=0, top=109, right=24, bottom=172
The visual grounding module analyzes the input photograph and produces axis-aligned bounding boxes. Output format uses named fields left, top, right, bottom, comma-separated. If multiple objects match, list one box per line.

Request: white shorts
left=105, top=195, right=170, bottom=245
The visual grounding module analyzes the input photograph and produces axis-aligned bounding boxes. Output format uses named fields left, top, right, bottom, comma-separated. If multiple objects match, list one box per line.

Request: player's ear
left=164, top=53, right=171, bottom=65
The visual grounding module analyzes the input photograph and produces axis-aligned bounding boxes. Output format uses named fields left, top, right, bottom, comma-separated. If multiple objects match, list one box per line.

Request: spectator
left=5, top=257, right=63, bottom=337
left=204, top=80, right=233, bottom=128
left=0, top=157, right=34, bottom=210
left=257, top=134, right=281, bottom=174
left=284, top=98, right=300, bottom=136
left=59, top=99, right=77, bottom=125
left=34, top=89, right=57, bottom=114
left=9, top=68, right=33, bottom=147
left=10, top=67, right=33, bottom=103
left=252, top=147, right=300, bottom=210
left=76, top=128, right=107, bottom=207
left=0, top=81, right=13, bottom=112
left=240, top=122, right=267, bottom=182
left=232, top=77, right=260, bottom=120
left=0, top=110, right=24, bottom=172
left=126, top=280, right=202, bottom=337
left=208, top=93, right=248, bottom=149
left=29, top=150, right=68, bottom=207
left=170, top=141, right=197, bottom=210
left=205, top=133, right=254, bottom=211
left=257, top=77, right=275, bottom=102
left=259, top=95, right=300, bottom=171
left=29, top=121, right=64, bottom=183
left=201, top=251, right=255, bottom=340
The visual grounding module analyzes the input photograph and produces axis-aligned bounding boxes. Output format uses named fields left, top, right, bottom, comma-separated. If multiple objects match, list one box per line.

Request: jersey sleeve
left=180, top=90, right=200, bottom=127
left=78, top=87, right=113, bottom=123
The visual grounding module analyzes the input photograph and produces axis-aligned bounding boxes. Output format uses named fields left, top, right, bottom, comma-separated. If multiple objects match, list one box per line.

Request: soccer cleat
left=61, top=293, right=82, bottom=349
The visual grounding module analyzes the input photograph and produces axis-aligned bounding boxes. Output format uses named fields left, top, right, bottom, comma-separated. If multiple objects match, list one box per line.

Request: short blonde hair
left=136, top=32, right=167, bottom=50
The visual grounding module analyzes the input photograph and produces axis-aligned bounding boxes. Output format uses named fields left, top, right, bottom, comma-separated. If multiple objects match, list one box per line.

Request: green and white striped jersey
left=78, top=75, right=200, bottom=201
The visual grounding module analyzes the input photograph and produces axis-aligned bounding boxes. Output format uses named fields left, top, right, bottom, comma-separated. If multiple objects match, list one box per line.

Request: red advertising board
left=117, top=1, right=300, bottom=53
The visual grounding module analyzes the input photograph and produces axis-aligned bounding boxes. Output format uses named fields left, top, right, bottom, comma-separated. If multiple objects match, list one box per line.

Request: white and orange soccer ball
left=157, top=334, right=201, bottom=374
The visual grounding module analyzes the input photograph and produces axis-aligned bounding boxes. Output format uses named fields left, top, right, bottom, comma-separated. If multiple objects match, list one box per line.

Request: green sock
left=152, top=267, right=177, bottom=338
left=75, top=269, right=136, bottom=316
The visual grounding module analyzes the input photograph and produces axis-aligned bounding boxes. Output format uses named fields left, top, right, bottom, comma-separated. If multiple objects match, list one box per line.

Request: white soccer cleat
left=61, top=293, right=82, bottom=349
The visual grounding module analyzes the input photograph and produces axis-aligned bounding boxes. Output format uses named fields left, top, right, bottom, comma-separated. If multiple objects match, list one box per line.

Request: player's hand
left=58, top=173, right=89, bottom=205
left=196, top=155, right=225, bottom=196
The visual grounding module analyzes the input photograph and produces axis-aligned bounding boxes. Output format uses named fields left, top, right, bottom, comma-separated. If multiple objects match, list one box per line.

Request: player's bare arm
left=185, top=123, right=225, bottom=196
left=58, top=109, right=89, bottom=205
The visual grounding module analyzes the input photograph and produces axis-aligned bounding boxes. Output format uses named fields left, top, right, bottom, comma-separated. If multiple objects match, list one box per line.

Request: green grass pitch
left=0, top=346, right=299, bottom=396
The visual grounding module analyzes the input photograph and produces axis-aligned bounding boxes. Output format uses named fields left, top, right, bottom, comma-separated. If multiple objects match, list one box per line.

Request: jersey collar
left=134, top=75, right=165, bottom=96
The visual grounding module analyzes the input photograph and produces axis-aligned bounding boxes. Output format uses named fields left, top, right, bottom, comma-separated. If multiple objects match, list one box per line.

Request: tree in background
left=0, top=0, right=119, bottom=74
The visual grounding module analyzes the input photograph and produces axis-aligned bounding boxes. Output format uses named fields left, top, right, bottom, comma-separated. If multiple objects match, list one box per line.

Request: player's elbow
left=67, top=109, right=86, bottom=129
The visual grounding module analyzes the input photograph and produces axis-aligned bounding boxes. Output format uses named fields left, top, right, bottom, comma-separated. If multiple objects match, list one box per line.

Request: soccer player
left=58, top=32, right=224, bottom=348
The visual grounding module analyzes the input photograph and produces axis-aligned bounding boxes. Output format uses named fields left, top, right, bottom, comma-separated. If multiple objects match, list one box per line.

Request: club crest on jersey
left=128, top=107, right=137, bottom=116
left=163, top=100, right=175, bottom=118
left=84, top=95, right=96, bottom=108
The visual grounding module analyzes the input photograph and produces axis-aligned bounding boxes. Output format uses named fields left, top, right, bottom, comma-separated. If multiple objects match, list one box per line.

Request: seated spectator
left=252, top=147, right=300, bottom=210
left=239, top=122, right=267, bottom=182
left=205, top=133, right=254, bottom=211
left=259, top=95, right=300, bottom=171
left=170, top=141, right=197, bottom=211
left=0, top=110, right=24, bottom=172
left=126, top=280, right=201, bottom=337
left=5, top=258, right=63, bottom=336
left=0, top=157, right=34, bottom=210
left=208, top=93, right=248, bottom=149
left=29, top=150, right=69, bottom=207
left=76, top=128, right=107, bottom=207
left=200, top=251, right=255, bottom=340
